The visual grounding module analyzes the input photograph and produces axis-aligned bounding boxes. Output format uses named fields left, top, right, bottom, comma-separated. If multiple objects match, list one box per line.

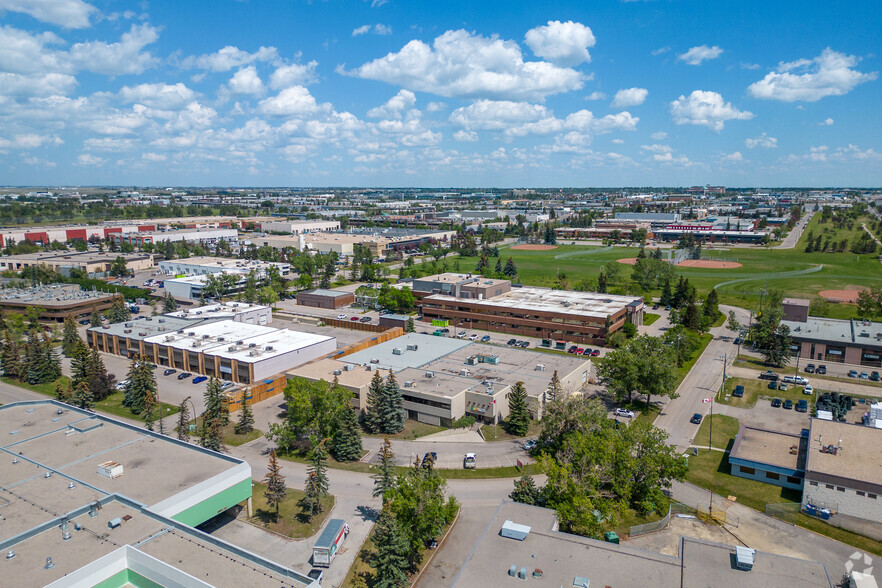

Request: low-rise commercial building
left=0, top=283, right=118, bottom=320
left=0, top=251, right=154, bottom=277
left=782, top=299, right=882, bottom=367
left=729, top=425, right=806, bottom=490
left=109, top=228, right=239, bottom=248
left=261, top=219, right=340, bottom=234
left=159, top=255, right=290, bottom=277
left=163, top=301, right=272, bottom=325
left=297, top=288, right=355, bottom=309
left=416, top=274, right=644, bottom=344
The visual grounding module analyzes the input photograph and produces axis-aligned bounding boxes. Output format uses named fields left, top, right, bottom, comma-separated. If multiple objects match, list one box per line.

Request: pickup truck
left=758, top=370, right=779, bottom=381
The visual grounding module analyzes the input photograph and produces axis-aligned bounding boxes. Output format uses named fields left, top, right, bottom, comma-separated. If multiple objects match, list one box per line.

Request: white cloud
left=449, top=100, right=550, bottom=130
left=68, top=23, right=159, bottom=75
left=22, top=155, right=56, bottom=167
left=426, top=101, right=446, bottom=112
left=269, top=61, right=318, bottom=89
left=0, top=26, right=67, bottom=74
left=651, top=46, right=670, bottom=56
left=342, top=29, right=585, bottom=101
left=13, top=133, right=62, bottom=148
left=0, top=0, right=96, bottom=29
left=818, top=118, right=835, bottom=126
left=367, top=89, right=416, bottom=119
left=740, top=62, right=760, bottom=70
left=640, top=143, right=691, bottom=165
left=524, top=20, right=595, bottom=66
left=352, top=25, right=371, bottom=37
left=678, top=45, right=723, bottom=66
left=0, top=72, right=76, bottom=97
left=670, top=90, right=753, bottom=131
left=611, top=138, right=624, bottom=144
left=744, top=132, right=777, bottom=149
left=76, top=153, right=104, bottom=165
left=353, top=24, right=391, bottom=36
left=118, top=83, right=196, bottom=109
left=182, top=45, right=279, bottom=72
left=721, top=151, right=743, bottom=162
left=585, top=91, right=606, bottom=100
left=748, top=48, right=877, bottom=102
left=611, top=87, right=648, bottom=108
left=141, top=152, right=166, bottom=162
left=258, top=86, right=320, bottom=116
left=374, top=24, right=391, bottom=35
left=592, top=111, right=638, bottom=133
left=650, top=131, right=667, bottom=140
left=228, top=66, right=264, bottom=95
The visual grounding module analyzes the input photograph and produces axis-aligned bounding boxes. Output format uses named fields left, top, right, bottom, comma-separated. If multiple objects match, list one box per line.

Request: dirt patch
left=819, top=287, right=868, bottom=304
left=676, top=259, right=743, bottom=269
left=617, top=257, right=639, bottom=265
left=510, top=244, right=558, bottom=251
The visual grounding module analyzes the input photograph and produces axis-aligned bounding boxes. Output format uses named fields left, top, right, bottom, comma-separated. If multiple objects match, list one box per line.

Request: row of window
left=738, top=466, right=801, bottom=485
left=402, top=394, right=450, bottom=411
left=808, top=480, right=878, bottom=499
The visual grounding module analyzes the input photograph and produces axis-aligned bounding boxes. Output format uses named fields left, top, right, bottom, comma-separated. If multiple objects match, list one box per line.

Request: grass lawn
left=675, top=333, right=715, bottom=388
left=693, top=414, right=740, bottom=450
left=643, top=313, right=661, bottom=326
left=250, top=481, right=334, bottom=539
left=2, top=376, right=180, bottom=422
left=480, top=419, right=542, bottom=442
left=438, top=463, right=538, bottom=479
left=279, top=450, right=373, bottom=473
left=614, top=500, right=670, bottom=537
left=190, top=415, right=263, bottom=447
left=363, top=420, right=445, bottom=441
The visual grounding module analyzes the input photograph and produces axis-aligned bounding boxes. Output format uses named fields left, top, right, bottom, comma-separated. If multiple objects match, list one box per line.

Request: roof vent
left=405, top=381, right=414, bottom=388
left=425, top=371, right=435, bottom=378
left=333, top=370, right=342, bottom=376
left=343, top=364, right=354, bottom=371
left=265, top=345, right=273, bottom=351
left=97, top=461, right=123, bottom=479
left=392, top=348, right=403, bottom=355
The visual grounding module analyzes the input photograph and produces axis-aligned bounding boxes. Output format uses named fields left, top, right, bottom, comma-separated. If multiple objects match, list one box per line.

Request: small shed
left=379, top=313, right=410, bottom=329
left=500, top=520, right=531, bottom=541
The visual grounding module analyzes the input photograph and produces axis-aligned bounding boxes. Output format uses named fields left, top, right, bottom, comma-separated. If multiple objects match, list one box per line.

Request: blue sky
left=0, top=0, right=879, bottom=187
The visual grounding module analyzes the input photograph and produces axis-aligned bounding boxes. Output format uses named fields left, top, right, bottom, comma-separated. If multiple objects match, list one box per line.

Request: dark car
left=759, top=370, right=779, bottom=381
left=804, top=364, right=815, bottom=373
left=733, top=337, right=741, bottom=345
left=507, top=338, right=518, bottom=346
left=360, top=316, right=372, bottom=323
left=192, top=376, right=208, bottom=384
left=78, top=319, right=91, bottom=325
left=665, top=306, right=672, bottom=311
left=582, top=348, right=593, bottom=356
left=590, top=349, right=600, bottom=357
left=796, top=399, right=808, bottom=413
left=567, top=345, right=578, bottom=354
left=783, top=399, right=793, bottom=410
left=481, top=335, right=491, bottom=342
left=767, top=381, right=778, bottom=390
left=771, top=398, right=782, bottom=408
left=652, top=304, right=659, bottom=310
left=421, top=452, right=438, bottom=468
left=871, top=371, right=881, bottom=382
left=690, top=413, right=702, bottom=424
left=519, top=341, right=530, bottom=348
left=163, top=368, right=177, bottom=376
left=177, top=372, right=192, bottom=380
left=732, top=385, right=744, bottom=398
left=816, top=365, right=827, bottom=375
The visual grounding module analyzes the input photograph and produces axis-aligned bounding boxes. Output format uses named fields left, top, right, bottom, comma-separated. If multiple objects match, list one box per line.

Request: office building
left=0, top=251, right=154, bottom=277
left=782, top=298, right=882, bottom=367
left=0, top=283, right=118, bottom=320
left=159, top=256, right=290, bottom=278
left=297, top=289, right=355, bottom=309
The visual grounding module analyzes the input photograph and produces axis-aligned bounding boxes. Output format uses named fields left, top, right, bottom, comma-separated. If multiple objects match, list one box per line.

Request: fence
left=628, top=501, right=697, bottom=537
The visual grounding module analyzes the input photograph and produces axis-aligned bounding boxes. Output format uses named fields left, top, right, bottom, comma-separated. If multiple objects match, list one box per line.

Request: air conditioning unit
left=404, top=381, right=414, bottom=388
left=333, top=370, right=342, bottom=376
left=217, top=337, right=225, bottom=342
left=249, top=343, right=257, bottom=348
left=392, top=348, right=403, bottom=355
left=425, top=371, right=435, bottom=378
left=535, top=364, right=546, bottom=371
left=265, top=345, right=274, bottom=351
left=228, top=346, right=237, bottom=352
left=202, top=334, right=210, bottom=339
left=123, top=329, right=132, bottom=334
left=370, top=359, right=379, bottom=364
left=406, top=344, right=418, bottom=351
left=187, top=331, right=195, bottom=336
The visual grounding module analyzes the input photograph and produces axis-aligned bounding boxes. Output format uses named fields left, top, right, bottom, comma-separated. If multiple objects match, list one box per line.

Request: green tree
left=266, top=377, right=351, bottom=451
left=235, top=392, right=255, bottom=435
left=506, top=381, right=530, bottom=436
left=362, top=371, right=385, bottom=434
left=332, top=406, right=363, bottom=462
left=681, top=301, right=701, bottom=331
left=371, top=505, right=411, bottom=588
left=545, top=370, right=563, bottom=404
left=109, top=256, right=129, bottom=277
left=726, top=310, right=742, bottom=333
left=163, top=292, right=178, bottom=312
left=105, top=297, right=131, bottom=323
left=62, top=315, right=81, bottom=356
left=372, top=436, right=397, bottom=499
left=73, top=380, right=94, bottom=410
left=509, top=475, right=541, bottom=505
left=0, top=330, right=22, bottom=380
left=87, top=348, right=116, bottom=401
left=405, top=317, right=415, bottom=333
left=263, top=450, right=287, bottom=520
left=177, top=396, right=191, bottom=442
left=70, top=338, right=92, bottom=390
left=126, top=357, right=157, bottom=416
left=89, top=310, right=103, bottom=327
left=596, top=335, right=678, bottom=407
left=301, top=441, right=330, bottom=520
left=380, top=372, right=406, bottom=434
left=503, top=257, right=518, bottom=278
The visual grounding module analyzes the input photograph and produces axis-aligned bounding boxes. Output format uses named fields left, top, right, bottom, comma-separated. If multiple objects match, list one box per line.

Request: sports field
left=457, top=214, right=882, bottom=319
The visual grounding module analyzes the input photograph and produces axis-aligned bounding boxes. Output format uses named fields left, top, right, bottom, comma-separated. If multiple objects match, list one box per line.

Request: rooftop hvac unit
left=249, top=350, right=260, bottom=356
left=406, top=344, right=419, bottom=351
left=228, top=346, right=237, bottom=352
left=165, top=335, right=174, bottom=341
left=466, top=355, right=478, bottom=365
left=425, top=371, right=435, bottom=378
left=97, top=461, right=124, bottom=479
left=370, top=359, right=379, bottom=364
left=249, top=343, right=257, bottom=348
left=405, top=381, right=414, bottom=387
left=138, top=332, right=147, bottom=336
left=202, top=334, right=210, bottom=339
left=265, top=345, right=273, bottom=351
left=187, top=331, right=196, bottom=336
left=177, top=330, right=185, bottom=334
left=535, top=364, right=546, bottom=371
left=333, top=370, right=342, bottom=376
left=217, top=337, right=225, bottom=342
left=123, top=329, right=132, bottom=334
left=343, top=364, right=355, bottom=371
left=192, top=341, right=201, bottom=347
left=460, top=368, right=470, bottom=377
left=236, top=340, right=244, bottom=345
left=124, top=322, right=133, bottom=328
left=392, top=348, right=403, bottom=355
left=735, top=546, right=755, bottom=571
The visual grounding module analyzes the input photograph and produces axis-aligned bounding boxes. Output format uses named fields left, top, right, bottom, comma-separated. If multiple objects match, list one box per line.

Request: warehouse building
left=164, top=301, right=271, bottom=325
left=261, top=219, right=340, bottom=234
left=416, top=274, right=644, bottom=344
left=109, top=228, right=239, bottom=248
left=0, top=400, right=316, bottom=588
left=159, top=255, right=291, bottom=278
left=0, top=283, right=118, bottom=320
left=782, top=298, right=882, bottom=367
left=297, top=288, right=355, bottom=309
left=0, top=251, right=154, bottom=277
left=452, top=501, right=833, bottom=587
left=728, top=425, right=806, bottom=490
left=288, top=333, right=590, bottom=425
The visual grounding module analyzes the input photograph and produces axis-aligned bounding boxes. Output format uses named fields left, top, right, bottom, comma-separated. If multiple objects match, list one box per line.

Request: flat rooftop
left=341, top=333, right=472, bottom=371
left=164, top=301, right=269, bottom=319
left=394, top=367, right=479, bottom=399
left=161, top=256, right=285, bottom=269
left=806, top=419, right=882, bottom=487
left=426, top=286, right=643, bottom=319
left=287, top=357, right=376, bottom=389
left=730, top=426, right=805, bottom=471
left=784, top=316, right=882, bottom=346
left=91, top=314, right=212, bottom=341
left=305, top=288, right=352, bottom=298
left=0, top=284, right=116, bottom=307
left=453, top=501, right=832, bottom=587
left=0, top=251, right=151, bottom=263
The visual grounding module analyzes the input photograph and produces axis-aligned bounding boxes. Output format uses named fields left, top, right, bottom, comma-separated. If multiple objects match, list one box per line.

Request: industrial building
left=0, top=400, right=316, bottom=588
left=0, top=283, right=118, bottom=320
left=728, top=425, right=806, bottom=490
left=782, top=298, right=882, bottom=367
left=109, top=228, right=239, bottom=248
left=415, top=273, right=645, bottom=344
left=288, top=333, right=591, bottom=425
left=261, top=219, right=340, bottom=234
left=0, top=251, right=154, bottom=277
left=163, top=301, right=272, bottom=325
left=452, top=501, right=833, bottom=587
left=297, top=288, right=355, bottom=310
left=159, top=256, right=291, bottom=278
left=89, top=311, right=334, bottom=384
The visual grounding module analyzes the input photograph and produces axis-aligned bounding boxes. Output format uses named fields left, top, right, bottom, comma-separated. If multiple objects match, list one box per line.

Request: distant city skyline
left=0, top=0, right=879, bottom=187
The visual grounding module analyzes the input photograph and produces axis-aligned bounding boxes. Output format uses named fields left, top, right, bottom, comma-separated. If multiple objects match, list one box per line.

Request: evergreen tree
left=62, top=315, right=81, bottom=356
left=199, top=416, right=224, bottom=452
left=301, top=441, right=330, bottom=520
left=362, top=371, right=385, bottom=434
left=503, top=257, right=517, bottom=278
left=494, top=258, right=503, bottom=274
left=70, top=339, right=92, bottom=389
left=804, top=231, right=815, bottom=253
left=637, top=247, right=646, bottom=259
left=597, top=270, right=607, bottom=293
left=177, top=396, right=191, bottom=442
left=506, top=381, right=530, bottom=436
left=380, top=371, right=406, bottom=434
left=1, top=330, right=22, bottom=380
left=703, top=288, right=720, bottom=319
left=263, top=450, right=287, bottom=520
left=203, top=376, right=229, bottom=426
left=127, top=357, right=157, bottom=416
left=87, top=349, right=115, bottom=401
left=659, top=278, right=673, bottom=306
left=651, top=248, right=663, bottom=260
left=143, top=386, right=157, bottom=431
left=40, top=333, right=61, bottom=383
left=372, top=436, right=397, bottom=499
left=682, top=301, right=701, bottom=331
left=163, top=292, right=178, bottom=312
left=55, top=380, right=68, bottom=402
left=543, top=223, right=557, bottom=244
left=509, top=475, right=541, bottom=505
left=545, top=370, right=563, bottom=404
left=235, top=392, right=255, bottom=435
left=73, top=380, right=94, bottom=410
left=89, top=309, right=102, bottom=327
left=371, top=505, right=411, bottom=588
left=25, top=330, right=42, bottom=385
left=105, top=297, right=131, bottom=323
left=405, top=317, right=415, bottom=333
left=673, top=277, right=690, bottom=308
left=332, top=407, right=363, bottom=461
left=122, top=358, right=138, bottom=407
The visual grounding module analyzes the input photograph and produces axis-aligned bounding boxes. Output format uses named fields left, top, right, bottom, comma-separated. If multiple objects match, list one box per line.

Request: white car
left=457, top=331, right=467, bottom=338
left=114, top=379, right=129, bottom=391
left=803, top=385, right=813, bottom=395
left=337, top=314, right=346, bottom=319
left=468, top=334, right=478, bottom=341
left=614, top=408, right=635, bottom=419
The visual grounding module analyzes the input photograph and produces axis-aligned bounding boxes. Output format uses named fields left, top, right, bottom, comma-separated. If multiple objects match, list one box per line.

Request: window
left=787, top=476, right=801, bottom=485
left=837, top=487, right=845, bottom=492
left=739, top=466, right=756, bottom=475
left=857, top=491, right=866, bottom=496
left=826, top=484, right=834, bottom=490
left=765, top=472, right=780, bottom=480
left=870, top=494, right=878, bottom=500
left=809, top=481, right=818, bottom=486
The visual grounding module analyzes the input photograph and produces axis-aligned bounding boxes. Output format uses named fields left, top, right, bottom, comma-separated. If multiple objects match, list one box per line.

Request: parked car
left=804, top=364, right=815, bottom=373
left=664, top=306, right=672, bottom=311
left=614, top=408, right=635, bottom=419
left=337, top=314, right=346, bottom=319
left=771, top=398, right=782, bottom=408
left=871, top=371, right=881, bottom=382
left=421, top=452, right=438, bottom=468
left=114, top=379, right=129, bottom=391
left=567, top=345, right=578, bottom=354
left=463, top=453, right=477, bottom=469
left=220, top=382, right=234, bottom=390
left=783, top=375, right=809, bottom=385
left=360, top=317, right=372, bottom=323
left=803, top=385, right=813, bottom=395
left=848, top=370, right=859, bottom=378
left=783, top=399, right=793, bottom=410
left=816, top=365, right=827, bottom=374
left=192, top=376, right=208, bottom=384
left=522, top=440, right=537, bottom=450
left=576, top=348, right=584, bottom=355
left=469, top=334, right=478, bottom=341
left=177, top=372, right=192, bottom=380
left=163, top=368, right=176, bottom=376
left=350, top=316, right=360, bottom=322
left=690, top=413, right=702, bottom=425
left=590, top=349, right=600, bottom=357
left=797, top=399, right=808, bottom=412
left=518, top=341, right=530, bottom=348
left=759, top=370, right=779, bottom=381
left=507, top=338, right=518, bottom=346
left=457, top=331, right=467, bottom=338
left=733, top=338, right=741, bottom=345
left=652, top=304, right=659, bottom=310
left=767, top=381, right=778, bottom=390
left=732, top=385, right=745, bottom=398
left=78, top=319, right=91, bottom=325
left=480, top=335, right=491, bottom=342
left=860, top=372, right=870, bottom=380
left=582, top=348, right=593, bottom=356
left=779, top=382, right=788, bottom=391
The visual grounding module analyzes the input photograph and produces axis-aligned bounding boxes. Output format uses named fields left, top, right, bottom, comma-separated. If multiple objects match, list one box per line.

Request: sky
left=0, top=0, right=880, bottom=188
